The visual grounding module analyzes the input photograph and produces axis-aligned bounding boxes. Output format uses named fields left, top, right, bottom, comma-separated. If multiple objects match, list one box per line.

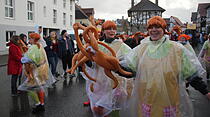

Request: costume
left=18, top=33, right=55, bottom=113
left=120, top=35, right=207, bottom=117
left=119, top=16, right=208, bottom=117
left=81, top=39, right=133, bottom=117
left=199, top=39, right=210, bottom=79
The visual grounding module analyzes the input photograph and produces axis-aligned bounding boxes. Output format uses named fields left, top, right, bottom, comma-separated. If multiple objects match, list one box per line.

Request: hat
left=29, top=33, right=40, bottom=41
left=177, top=34, right=191, bottom=41
left=147, top=16, right=167, bottom=30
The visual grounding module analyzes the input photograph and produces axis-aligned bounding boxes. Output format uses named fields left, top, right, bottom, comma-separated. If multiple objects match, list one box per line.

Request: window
left=43, top=6, right=46, bottom=17
left=63, top=13, right=66, bottom=25
left=70, top=15, right=73, bottom=26
left=5, top=0, right=14, bottom=18
left=70, top=0, right=73, bottom=11
left=63, top=0, right=66, bottom=8
left=53, top=9, right=57, bottom=24
left=27, top=1, right=34, bottom=21
left=6, top=31, right=16, bottom=44
left=53, top=0, right=57, bottom=5
left=207, top=8, right=210, bottom=18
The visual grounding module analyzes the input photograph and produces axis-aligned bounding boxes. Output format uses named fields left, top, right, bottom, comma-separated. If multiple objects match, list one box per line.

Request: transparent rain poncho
left=178, top=41, right=196, bottom=56
left=18, top=44, right=56, bottom=92
left=120, top=35, right=205, bottom=117
left=81, top=39, right=134, bottom=117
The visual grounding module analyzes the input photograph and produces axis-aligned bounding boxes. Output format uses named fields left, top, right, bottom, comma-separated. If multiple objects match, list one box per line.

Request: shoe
left=93, top=106, right=104, bottom=115
left=62, top=72, right=67, bottom=78
left=32, top=104, right=45, bottom=113
left=69, top=74, right=75, bottom=78
left=11, top=93, right=18, bottom=97
left=55, top=72, right=60, bottom=77
left=17, top=90, right=21, bottom=94
left=83, top=100, right=90, bottom=106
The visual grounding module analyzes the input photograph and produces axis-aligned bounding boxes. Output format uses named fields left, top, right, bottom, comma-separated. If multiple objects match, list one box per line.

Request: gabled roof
left=128, top=0, right=165, bottom=12
left=170, top=16, right=185, bottom=27
left=81, top=8, right=95, bottom=17
left=197, top=3, right=210, bottom=17
left=75, top=4, right=88, bottom=19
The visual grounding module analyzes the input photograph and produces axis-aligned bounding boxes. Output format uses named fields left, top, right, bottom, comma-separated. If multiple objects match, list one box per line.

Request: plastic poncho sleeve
left=121, top=45, right=141, bottom=72
left=116, top=43, right=131, bottom=58
left=181, top=46, right=208, bottom=95
left=203, top=41, right=208, bottom=49
left=181, top=46, right=205, bottom=80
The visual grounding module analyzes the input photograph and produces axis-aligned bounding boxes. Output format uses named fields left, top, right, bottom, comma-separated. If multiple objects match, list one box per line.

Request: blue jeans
left=48, top=54, right=58, bottom=76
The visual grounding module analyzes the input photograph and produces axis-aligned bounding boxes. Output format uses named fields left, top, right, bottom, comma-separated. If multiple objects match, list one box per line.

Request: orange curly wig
left=177, top=34, right=191, bottom=41
left=101, top=20, right=117, bottom=31
left=29, top=33, right=41, bottom=48
left=147, top=16, right=167, bottom=31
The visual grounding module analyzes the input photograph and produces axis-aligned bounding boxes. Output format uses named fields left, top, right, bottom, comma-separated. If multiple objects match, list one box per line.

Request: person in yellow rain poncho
left=80, top=20, right=134, bottom=117
left=18, top=33, right=55, bottom=113
left=119, top=16, right=210, bottom=117
left=177, top=34, right=196, bottom=56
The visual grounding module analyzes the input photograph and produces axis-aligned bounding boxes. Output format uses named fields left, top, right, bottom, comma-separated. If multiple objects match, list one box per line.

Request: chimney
left=155, top=0, right=158, bottom=6
left=131, top=0, right=134, bottom=7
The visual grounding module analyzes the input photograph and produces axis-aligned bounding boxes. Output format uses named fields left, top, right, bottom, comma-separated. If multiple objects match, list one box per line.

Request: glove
left=118, top=56, right=128, bottom=68
left=115, top=64, right=136, bottom=78
left=21, top=57, right=33, bottom=64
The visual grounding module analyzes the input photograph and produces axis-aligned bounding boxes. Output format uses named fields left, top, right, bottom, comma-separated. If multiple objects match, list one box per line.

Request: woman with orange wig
left=18, top=33, right=55, bottom=113
left=119, top=16, right=210, bottom=117
left=81, top=20, right=133, bottom=117
left=178, top=34, right=196, bottom=55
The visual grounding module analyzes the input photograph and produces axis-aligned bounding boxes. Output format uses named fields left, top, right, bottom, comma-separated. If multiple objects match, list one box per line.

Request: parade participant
left=170, top=25, right=182, bottom=41
left=7, top=35, right=23, bottom=96
left=119, top=16, right=210, bottom=117
left=199, top=34, right=210, bottom=80
left=81, top=20, right=133, bottom=117
left=18, top=33, right=54, bottom=113
left=178, top=34, right=196, bottom=55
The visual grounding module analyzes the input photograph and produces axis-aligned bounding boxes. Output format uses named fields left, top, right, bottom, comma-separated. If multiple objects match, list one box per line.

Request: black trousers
left=11, top=75, right=21, bottom=94
left=61, top=52, right=73, bottom=72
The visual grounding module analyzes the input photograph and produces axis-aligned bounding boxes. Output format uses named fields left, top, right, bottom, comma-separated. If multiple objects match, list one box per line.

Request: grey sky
left=78, top=0, right=210, bottom=23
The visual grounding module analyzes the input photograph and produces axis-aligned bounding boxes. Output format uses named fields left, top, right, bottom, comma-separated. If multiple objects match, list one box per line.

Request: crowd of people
left=6, top=16, right=210, bottom=117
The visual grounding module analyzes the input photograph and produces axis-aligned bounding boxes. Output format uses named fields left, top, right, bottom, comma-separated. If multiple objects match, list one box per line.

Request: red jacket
left=7, top=43, right=22, bottom=75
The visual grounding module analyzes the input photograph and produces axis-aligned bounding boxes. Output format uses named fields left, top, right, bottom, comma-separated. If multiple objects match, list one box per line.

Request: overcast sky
left=78, top=0, right=210, bottom=23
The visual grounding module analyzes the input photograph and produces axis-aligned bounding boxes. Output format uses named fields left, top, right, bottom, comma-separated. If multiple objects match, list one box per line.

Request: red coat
left=7, top=43, right=22, bottom=75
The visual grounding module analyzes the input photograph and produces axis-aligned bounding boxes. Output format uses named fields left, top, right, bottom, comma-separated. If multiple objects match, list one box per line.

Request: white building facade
left=0, top=0, right=75, bottom=55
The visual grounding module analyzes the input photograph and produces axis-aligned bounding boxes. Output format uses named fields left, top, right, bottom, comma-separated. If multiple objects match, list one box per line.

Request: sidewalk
left=0, top=54, right=8, bottom=67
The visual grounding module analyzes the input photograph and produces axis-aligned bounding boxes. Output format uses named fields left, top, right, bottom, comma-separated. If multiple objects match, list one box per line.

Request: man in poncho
left=119, top=16, right=210, bottom=117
